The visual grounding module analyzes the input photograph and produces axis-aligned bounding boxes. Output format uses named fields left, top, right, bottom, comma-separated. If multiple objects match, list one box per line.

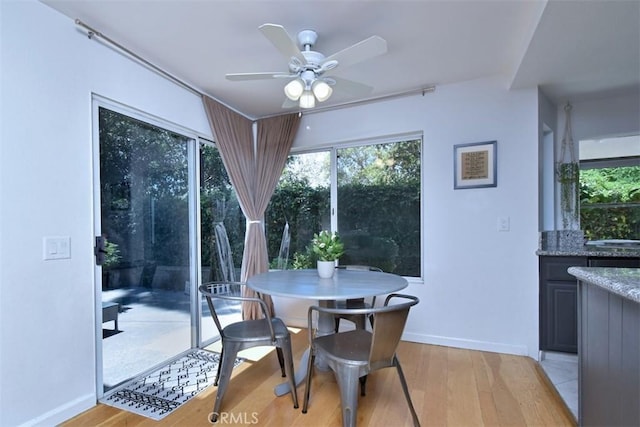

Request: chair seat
left=223, top=318, right=289, bottom=342
left=315, top=329, right=371, bottom=365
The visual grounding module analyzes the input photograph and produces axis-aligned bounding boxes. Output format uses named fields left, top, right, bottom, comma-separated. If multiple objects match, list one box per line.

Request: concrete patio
left=101, top=287, right=239, bottom=390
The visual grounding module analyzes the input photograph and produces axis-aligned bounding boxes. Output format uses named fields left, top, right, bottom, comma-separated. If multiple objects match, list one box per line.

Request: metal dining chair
left=199, top=282, right=299, bottom=422
left=302, top=293, right=420, bottom=427
left=333, top=265, right=383, bottom=333
left=334, top=265, right=384, bottom=396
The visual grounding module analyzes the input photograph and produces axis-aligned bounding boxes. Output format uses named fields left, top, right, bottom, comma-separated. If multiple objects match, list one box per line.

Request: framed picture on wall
left=453, top=140, right=497, bottom=189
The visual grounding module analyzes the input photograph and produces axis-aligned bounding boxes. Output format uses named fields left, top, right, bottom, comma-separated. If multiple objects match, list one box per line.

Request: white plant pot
left=317, top=260, right=335, bottom=278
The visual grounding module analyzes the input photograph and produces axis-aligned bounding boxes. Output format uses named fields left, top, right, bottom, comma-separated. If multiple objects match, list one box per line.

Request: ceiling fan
left=225, top=24, right=387, bottom=109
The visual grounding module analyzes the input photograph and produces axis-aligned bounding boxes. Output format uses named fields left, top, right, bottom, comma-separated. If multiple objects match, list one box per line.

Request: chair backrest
left=368, top=294, right=419, bottom=370
left=199, top=282, right=276, bottom=339
left=199, top=281, right=242, bottom=335
left=214, top=223, right=236, bottom=282
left=336, top=265, right=383, bottom=306
left=337, top=265, right=383, bottom=272
left=307, top=293, right=419, bottom=369
left=276, top=222, right=291, bottom=270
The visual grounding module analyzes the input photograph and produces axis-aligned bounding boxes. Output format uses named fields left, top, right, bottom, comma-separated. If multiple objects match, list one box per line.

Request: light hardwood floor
left=63, top=329, right=576, bottom=426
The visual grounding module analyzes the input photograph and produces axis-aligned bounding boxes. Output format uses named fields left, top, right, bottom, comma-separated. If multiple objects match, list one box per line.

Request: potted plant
left=556, top=161, right=580, bottom=229
left=311, top=230, right=345, bottom=278
left=101, top=240, right=122, bottom=290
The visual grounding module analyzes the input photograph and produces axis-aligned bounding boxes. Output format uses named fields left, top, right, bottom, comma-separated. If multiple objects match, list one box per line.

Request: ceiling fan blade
left=330, top=76, right=374, bottom=97
left=226, top=72, right=294, bottom=81
left=259, top=23, right=306, bottom=64
left=324, top=36, right=387, bottom=70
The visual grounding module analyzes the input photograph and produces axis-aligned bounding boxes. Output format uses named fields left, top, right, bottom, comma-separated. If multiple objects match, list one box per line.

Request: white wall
left=554, top=91, right=640, bottom=162
left=538, top=90, right=558, bottom=231
left=275, top=76, right=542, bottom=360
left=568, top=91, right=640, bottom=141
left=0, top=1, right=211, bottom=425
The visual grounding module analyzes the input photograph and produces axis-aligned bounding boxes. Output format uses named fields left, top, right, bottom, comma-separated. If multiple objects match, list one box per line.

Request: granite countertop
left=536, top=247, right=640, bottom=257
left=568, top=267, right=640, bottom=303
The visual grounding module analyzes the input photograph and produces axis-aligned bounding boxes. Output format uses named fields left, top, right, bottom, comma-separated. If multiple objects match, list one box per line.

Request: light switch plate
left=43, top=236, right=71, bottom=260
left=497, top=216, right=510, bottom=232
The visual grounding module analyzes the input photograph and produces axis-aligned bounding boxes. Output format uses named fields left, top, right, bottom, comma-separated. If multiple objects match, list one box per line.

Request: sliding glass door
left=95, top=103, right=196, bottom=392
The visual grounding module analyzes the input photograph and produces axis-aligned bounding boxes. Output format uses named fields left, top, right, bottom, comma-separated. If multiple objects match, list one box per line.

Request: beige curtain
left=202, top=96, right=300, bottom=319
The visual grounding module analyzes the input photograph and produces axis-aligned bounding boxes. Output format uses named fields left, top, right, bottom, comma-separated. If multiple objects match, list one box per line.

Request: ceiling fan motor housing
left=297, top=29, right=318, bottom=48
left=301, top=50, right=325, bottom=67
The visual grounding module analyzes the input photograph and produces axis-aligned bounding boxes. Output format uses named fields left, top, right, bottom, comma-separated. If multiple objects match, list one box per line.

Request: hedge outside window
left=265, top=138, right=422, bottom=278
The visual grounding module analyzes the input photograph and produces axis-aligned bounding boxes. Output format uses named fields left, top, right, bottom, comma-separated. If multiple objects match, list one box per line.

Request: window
left=266, top=151, right=331, bottom=269
left=337, top=141, right=421, bottom=276
left=579, top=135, right=640, bottom=241
left=266, top=136, right=422, bottom=278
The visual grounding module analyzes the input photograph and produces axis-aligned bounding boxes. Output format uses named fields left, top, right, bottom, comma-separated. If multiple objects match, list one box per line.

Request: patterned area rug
left=100, top=349, right=243, bottom=420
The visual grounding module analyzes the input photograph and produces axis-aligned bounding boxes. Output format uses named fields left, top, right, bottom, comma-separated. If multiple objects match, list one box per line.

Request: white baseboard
left=281, top=313, right=532, bottom=358
left=281, top=315, right=308, bottom=329
left=400, top=332, right=530, bottom=357
left=540, top=350, right=578, bottom=363
left=19, top=393, right=95, bottom=427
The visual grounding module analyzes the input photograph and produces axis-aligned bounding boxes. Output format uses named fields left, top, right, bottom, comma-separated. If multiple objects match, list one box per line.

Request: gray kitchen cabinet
left=539, top=255, right=640, bottom=354
left=539, top=256, right=586, bottom=353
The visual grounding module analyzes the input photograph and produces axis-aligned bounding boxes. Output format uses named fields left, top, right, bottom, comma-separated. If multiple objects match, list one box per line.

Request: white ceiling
left=41, top=0, right=640, bottom=120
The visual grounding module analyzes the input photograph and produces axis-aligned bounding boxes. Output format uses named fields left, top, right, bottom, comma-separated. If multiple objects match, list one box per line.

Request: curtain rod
left=74, top=19, right=251, bottom=120
left=292, top=86, right=436, bottom=117
left=75, top=19, right=435, bottom=120
left=256, top=85, right=437, bottom=119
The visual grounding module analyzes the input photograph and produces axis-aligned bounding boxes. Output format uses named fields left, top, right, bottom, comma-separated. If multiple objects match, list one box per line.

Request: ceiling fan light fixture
left=299, top=90, right=316, bottom=109
left=284, top=78, right=304, bottom=101
left=228, top=24, right=389, bottom=112
left=312, top=80, right=333, bottom=102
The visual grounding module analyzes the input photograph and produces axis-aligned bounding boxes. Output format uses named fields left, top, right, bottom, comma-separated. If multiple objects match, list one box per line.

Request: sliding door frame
left=91, top=94, right=207, bottom=397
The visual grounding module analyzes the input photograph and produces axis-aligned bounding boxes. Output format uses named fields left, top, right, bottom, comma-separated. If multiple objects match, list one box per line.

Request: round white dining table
left=247, top=268, right=408, bottom=301
left=247, top=268, right=408, bottom=396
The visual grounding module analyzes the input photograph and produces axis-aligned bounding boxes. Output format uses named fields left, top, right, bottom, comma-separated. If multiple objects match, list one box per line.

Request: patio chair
left=302, top=293, right=420, bottom=427
left=214, top=223, right=236, bottom=282
left=276, top=222, right=291, bottom=270
left=199, top=282, right=298, bottom=422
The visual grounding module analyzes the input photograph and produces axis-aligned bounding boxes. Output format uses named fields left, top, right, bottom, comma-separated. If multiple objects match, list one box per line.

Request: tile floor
left=539, top=352, right=578, bottom=421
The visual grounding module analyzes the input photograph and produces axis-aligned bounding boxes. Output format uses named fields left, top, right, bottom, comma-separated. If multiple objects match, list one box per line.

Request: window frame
left=288, top=131, right=424, bottom=282
left=578, top=134, right=640, bottom=241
